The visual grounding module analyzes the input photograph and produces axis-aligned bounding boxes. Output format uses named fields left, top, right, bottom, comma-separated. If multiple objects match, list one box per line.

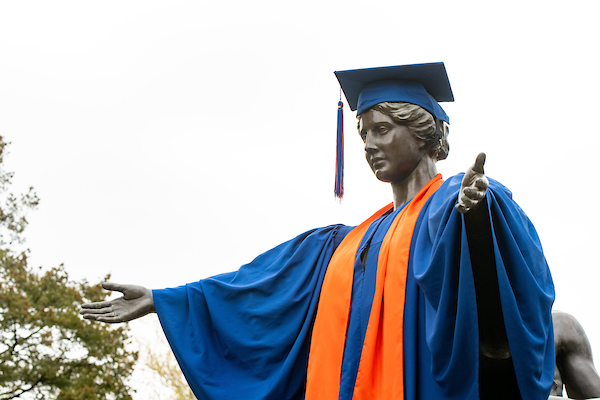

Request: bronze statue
left=81, top=63, right=556, bottom=400
left=550, top=311, right=600, bottom=399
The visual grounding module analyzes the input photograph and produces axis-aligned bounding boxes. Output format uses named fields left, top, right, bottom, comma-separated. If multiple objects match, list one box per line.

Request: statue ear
left=426, top=119, right=449, bottom=160
left=435, top=118, right=444, bottom=137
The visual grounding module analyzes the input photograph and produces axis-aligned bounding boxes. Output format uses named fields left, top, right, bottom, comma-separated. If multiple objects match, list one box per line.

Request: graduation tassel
left=334, top=98, right=344, bottom=200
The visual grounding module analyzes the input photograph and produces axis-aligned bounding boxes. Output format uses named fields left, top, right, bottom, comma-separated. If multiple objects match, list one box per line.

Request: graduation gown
left=153, top=174, right=555, bottom=400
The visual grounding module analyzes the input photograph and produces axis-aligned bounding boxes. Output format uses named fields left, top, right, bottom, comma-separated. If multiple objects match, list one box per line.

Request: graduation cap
left=333, top=62, right=454, bottom=199
left=335, top=62, right=453, bottom=122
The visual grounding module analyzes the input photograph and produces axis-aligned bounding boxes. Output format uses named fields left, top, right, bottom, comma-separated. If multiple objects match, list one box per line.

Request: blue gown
left=153, top=175, right=555, bottom=400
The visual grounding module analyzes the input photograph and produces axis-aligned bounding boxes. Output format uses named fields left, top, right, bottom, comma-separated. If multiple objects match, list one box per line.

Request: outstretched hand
left=80, top=282, right=155, bottom=323
left=456, top=152, right=489, bottom=214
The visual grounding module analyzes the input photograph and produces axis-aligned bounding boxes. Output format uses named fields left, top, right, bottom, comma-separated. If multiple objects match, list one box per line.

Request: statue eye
left=378, top=126, right=389, bottom=134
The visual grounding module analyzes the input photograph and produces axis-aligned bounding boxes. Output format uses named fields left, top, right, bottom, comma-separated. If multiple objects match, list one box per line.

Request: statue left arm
left=457, top=153, right=521, bottom=397
left=457, top=153, right=509, bottom=358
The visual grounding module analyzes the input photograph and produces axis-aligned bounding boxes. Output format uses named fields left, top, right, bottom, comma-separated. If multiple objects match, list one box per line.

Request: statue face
left=358, top=109, right=428, bottom=184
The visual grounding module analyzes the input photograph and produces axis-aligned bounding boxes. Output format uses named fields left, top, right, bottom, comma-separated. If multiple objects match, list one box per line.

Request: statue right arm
left=80, top=282, right=155, bottom=323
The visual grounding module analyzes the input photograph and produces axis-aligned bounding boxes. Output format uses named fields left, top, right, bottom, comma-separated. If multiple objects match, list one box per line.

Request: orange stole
left=306, top=175, right=443, bottom=400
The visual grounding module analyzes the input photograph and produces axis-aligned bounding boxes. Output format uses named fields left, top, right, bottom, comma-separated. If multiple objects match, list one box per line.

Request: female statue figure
left=81, top=63, right=555, bottom=400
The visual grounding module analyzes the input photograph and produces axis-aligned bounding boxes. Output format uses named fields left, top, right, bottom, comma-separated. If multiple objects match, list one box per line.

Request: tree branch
left=0, top=377, right=43, bottom=400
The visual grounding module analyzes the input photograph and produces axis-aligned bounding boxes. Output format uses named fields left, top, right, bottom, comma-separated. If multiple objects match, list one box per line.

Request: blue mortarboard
left=333, top=62, right=453, bottom=200
left=334, top=62, right=453, bottom=123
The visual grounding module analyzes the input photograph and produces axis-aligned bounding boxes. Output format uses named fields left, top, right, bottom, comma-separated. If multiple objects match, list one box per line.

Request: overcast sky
left=1, top=1, right=599, bottom=397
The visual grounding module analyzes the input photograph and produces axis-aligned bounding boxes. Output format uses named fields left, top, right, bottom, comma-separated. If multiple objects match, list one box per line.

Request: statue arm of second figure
left=552, top=311, right=600, bottom=399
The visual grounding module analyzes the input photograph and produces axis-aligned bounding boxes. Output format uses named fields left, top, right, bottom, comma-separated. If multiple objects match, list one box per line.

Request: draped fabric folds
left=404, top=175, right=555, bottom=400
left=153, top=225, right=352, bottom=400
left=153, top=174, right=555, bottom=400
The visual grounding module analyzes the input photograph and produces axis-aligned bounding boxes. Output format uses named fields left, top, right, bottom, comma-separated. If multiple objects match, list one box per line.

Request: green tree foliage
left=0, top=137, right=138, bottom=399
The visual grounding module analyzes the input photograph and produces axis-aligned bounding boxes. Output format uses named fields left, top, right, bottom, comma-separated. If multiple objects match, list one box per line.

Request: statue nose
left=364, top=134, right=377, bottom=154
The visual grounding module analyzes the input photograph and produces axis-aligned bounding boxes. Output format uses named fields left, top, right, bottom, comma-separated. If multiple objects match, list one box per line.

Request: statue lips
left=369, top=156, right=386, bottom=170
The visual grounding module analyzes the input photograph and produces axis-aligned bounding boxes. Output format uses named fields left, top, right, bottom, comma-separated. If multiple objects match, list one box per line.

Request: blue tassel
left=334, top=100, right=344, bottom=200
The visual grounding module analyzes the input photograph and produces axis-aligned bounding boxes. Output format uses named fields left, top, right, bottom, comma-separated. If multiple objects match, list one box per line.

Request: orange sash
left=306, top=175, right=443, bottom=400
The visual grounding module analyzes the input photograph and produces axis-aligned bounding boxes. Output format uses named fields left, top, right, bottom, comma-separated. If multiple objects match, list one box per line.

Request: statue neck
left=391, top=157, right=438, bottom=210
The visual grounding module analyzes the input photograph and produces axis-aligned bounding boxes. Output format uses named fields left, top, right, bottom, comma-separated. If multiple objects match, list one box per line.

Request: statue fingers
left=95, top=308, right=138, bottom=323
left=93, top=305, right=124, bottom=323
left=459, top=194, right=479, bottom=209
left=456, top=190, right=485, bottom=214
left=463, top=187, right=485, bottom=200
left=455, top=202, right=469, bottom=214
left=474, top=176, right=489, bottom=190
left=80, top=306, right=114, bottom=315
left=80, top=305, right=118, bottom=321
left=102, top=282, right=128, bottom=293
left=81, top=300, right=114, bottom=309
left=472, top=152, right=486, bottom=174
left=95, top=314, right=128, bottom=324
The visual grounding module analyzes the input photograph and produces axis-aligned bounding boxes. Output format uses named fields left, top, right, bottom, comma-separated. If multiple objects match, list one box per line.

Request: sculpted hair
left=359, top=102, right=450, bottom=161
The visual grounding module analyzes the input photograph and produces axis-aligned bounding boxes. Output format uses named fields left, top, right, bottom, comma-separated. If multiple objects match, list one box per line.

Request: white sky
left=1, top=1, right=599, bottom=397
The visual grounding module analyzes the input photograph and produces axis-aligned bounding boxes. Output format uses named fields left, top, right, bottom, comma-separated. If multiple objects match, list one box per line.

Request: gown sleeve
left=152, top=224, right=352, bottom=400
left=410, top=175, right=555, bottom=400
